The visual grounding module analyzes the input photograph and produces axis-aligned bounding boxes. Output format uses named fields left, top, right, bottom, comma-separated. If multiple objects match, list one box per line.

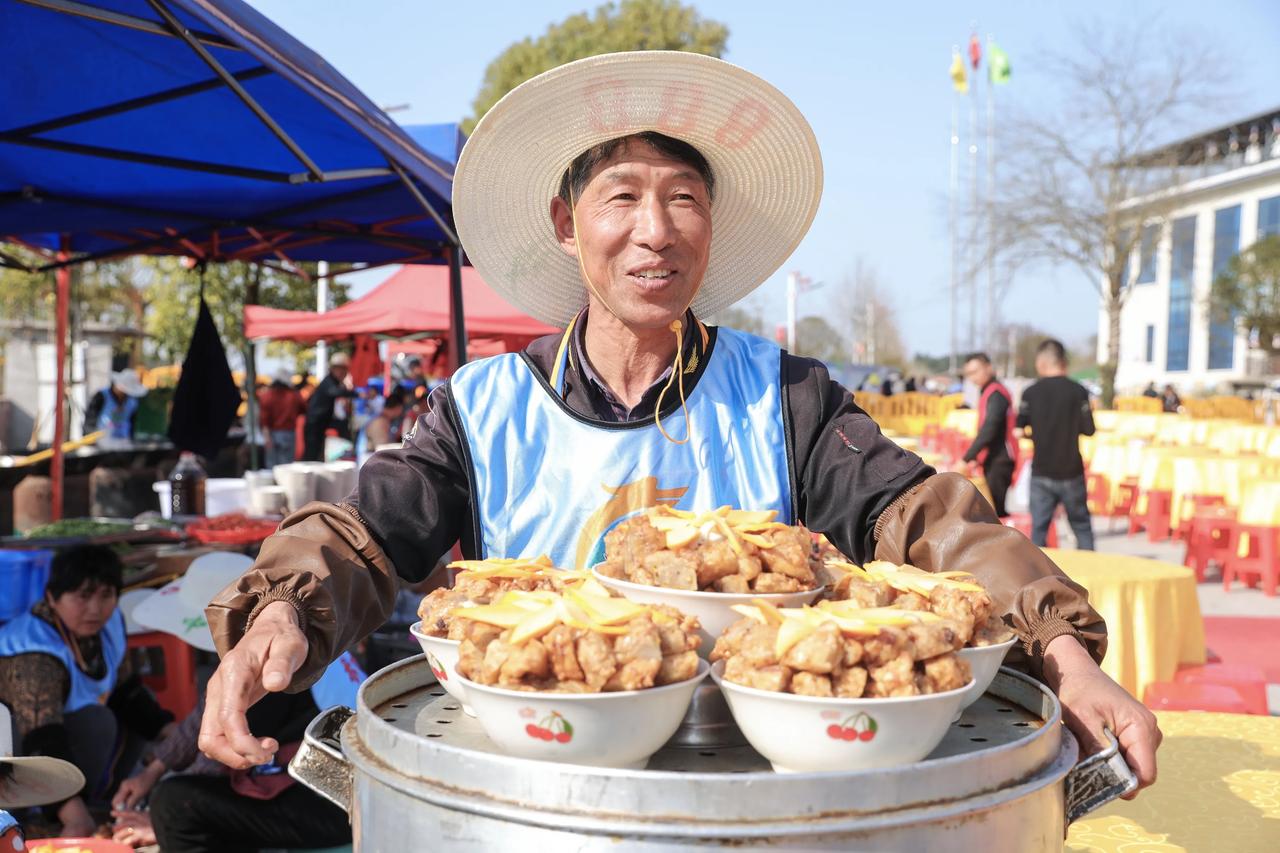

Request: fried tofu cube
left=833, top=665, right=868, bottom=698
left=658, top=650, right=700, bottom=685
left=780, top=622, right=843, bottom=674
left=752, top=572, right=804, bottom=593
left=642, top=550, right=698, bottom=590
left=791, top=671, right=834, bottom=697
left=724, top=657, right=792, bottom=693
left=921, top=653, right=972, bottom=694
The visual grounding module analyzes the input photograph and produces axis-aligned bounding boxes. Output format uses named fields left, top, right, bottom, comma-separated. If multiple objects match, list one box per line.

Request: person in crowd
left=1161, top=384, right=1182, bottom=414
left=1018, top=340, right=1096, bottom=550
left=401, top=357, right=428, bottom=396
left=83, top=369, right=149, bottom=440
left=0, top=546, right=174, bottom=837
left=356, top=389, right=407, bottom=467
left=904, top=375, right=918, bottom=393
left=960, top=352, right=1019, bottom=518
left=1141, top=381, right=1159, bottom=399
left=302, top=353, right=356, bottom=462
left=880, top=374, right=894, bottom=396
left=257, top=369, right=306, bottom=468
left=110, top=690, right=352, bottom=852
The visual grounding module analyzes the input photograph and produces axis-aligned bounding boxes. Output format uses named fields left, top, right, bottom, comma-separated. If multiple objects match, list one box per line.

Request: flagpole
left=967, top=34, right=979, bottom=353
left=986, top=35, right=997, bottom=362
left=949, top=75, right=960, bottom=375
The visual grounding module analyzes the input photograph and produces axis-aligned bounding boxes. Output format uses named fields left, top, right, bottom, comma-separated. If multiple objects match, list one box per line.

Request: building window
left=1208, top=205, right=1240, bottom=370
left=1136, top=224, right=1159, bottom=284
left=1166, top=215, right=1195, bottom=372
left=1145, top=325, right=1155, bottom=363
left=1261, top=195, right=1280, bottom=239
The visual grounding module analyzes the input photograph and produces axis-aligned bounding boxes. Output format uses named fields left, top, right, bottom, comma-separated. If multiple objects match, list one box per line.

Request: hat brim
left=132, top=552, right=253, bottom=653
left=0, top=756, right=85, bottom=808
left=111, top=374, right=148, bottom=398
left=453, top=51, right=823, bottom=329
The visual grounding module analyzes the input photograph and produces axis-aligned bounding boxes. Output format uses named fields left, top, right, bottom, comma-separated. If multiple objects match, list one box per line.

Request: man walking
left=302, top=353, right=355, bottom=462
left=259, top=369, right=306, bottom=467
left=1018, top=339, right=1096, bottom=549
left=961, top=352, right=1019, bottom=518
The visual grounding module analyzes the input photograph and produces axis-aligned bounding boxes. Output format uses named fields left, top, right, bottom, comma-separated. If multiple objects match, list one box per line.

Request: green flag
left=988, top=40, right=1011, bottom=84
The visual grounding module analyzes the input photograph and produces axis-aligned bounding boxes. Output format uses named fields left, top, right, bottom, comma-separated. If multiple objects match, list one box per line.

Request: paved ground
left=1052, top=515, right=1280, bottom=712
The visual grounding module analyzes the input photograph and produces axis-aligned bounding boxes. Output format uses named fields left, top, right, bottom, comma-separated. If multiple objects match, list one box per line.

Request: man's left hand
left=1043, top=634, right=1162, bottom=796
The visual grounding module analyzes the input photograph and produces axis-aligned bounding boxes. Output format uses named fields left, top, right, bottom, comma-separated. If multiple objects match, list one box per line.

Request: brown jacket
left=207, top=326, right=1105, bottom=689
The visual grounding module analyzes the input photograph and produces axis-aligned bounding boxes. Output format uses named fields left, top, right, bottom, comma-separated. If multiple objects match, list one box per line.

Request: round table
left=1067, top=711, right=1280, bottom=852
left=1044, top=549, right=1206, bottom=700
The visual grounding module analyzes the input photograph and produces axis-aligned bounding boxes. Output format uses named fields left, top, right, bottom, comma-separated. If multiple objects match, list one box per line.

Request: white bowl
left=408, top=622, right=474, bottom=717
left=592, top=569, right=822, bottom=658
left=712, top=660, right=972, bottom=773
left=956, top=637, right=1017, bottom=710
left=458, top=660, right=710, bottom=769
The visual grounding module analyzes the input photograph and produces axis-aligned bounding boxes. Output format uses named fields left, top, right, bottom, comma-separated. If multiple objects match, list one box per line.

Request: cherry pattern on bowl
left=824, top=711, right=877, bottom=743
left=426, top=652, right=448, bottom=682
left=524, top=710, right=574, bottom=744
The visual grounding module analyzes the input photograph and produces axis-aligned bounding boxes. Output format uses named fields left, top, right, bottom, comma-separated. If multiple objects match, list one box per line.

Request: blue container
left=0, top=549, right=53, bottom=623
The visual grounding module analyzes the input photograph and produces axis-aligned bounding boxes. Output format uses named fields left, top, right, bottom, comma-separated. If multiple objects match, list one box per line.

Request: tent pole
left=448, top=247, right=467, bottom=371
left=50, top=235, right=71, bottom=521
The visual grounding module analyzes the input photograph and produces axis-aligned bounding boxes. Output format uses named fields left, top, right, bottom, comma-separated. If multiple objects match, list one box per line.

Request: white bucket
left=152, top=478, right=248, bottom=518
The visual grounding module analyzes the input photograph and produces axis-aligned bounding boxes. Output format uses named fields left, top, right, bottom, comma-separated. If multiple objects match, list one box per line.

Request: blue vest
left=96, top=390, right=139, bottom=439
left=309, top=651, right=365, bottom=709
left=449, top=327, right=794, bottom=569
left=0, top=608, right=126, bottom=713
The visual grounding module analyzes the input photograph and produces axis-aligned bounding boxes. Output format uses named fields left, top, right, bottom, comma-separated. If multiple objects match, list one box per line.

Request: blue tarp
left=0, top=0, right=459, bottom=268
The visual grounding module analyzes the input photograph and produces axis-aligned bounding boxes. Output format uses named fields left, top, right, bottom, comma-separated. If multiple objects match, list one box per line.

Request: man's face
left=551, top=141, right=712, bottom=331
left=331, top=364, right=349, bottom=382
left=962, top=359, right=992, bottom=387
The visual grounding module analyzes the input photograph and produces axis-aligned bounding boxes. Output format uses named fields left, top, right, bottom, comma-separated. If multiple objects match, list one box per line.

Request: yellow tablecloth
left=1045, top=549, right=1205, bottom=699
left=1068, top=711, right=1280, bottom=852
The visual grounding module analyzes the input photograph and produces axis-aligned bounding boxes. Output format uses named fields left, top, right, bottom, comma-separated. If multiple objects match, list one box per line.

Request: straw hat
left=328, top=352, right=350, bottom=368
left=453, top=50, right=823, bottom=328
left=0, top=705, right=85, bottom=808
left=110, top=368, right=148, bottom=398
left=131, top=552, right=253, bottom=652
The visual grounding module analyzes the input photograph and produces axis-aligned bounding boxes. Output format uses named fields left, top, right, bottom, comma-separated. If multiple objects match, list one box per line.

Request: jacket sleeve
left=873, top=472, right=1107, bottom=679
left=205, top=384, right=472, bottom=690
left=1080, top=390, right=1097, bottom=437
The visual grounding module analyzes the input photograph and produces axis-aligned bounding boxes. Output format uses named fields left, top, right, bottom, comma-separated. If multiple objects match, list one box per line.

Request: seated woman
left=0, top=545, right=174, bottom=837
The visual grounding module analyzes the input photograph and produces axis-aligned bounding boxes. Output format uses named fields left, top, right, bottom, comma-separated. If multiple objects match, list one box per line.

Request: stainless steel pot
left=291, top=656, right=1135, bottom=851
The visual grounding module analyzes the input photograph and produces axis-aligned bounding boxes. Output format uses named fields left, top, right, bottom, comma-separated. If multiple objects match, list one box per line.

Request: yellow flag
left=949, top=48, right=968, bottom=94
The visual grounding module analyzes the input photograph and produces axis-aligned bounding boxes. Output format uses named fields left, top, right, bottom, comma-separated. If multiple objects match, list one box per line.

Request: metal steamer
left=292, top=656, right=1135, bottom=851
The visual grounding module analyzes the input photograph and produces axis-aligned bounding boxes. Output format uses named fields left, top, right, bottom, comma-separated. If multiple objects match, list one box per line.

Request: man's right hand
left=198, top=600, right=309, bottom=769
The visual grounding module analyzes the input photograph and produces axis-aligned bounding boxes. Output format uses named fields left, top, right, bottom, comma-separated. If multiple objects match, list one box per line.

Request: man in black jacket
left=961, top=352, right=1018, bottom=518
left=1017, top=339, right=1096, bottom=549
left=302, top=353, right=356, bottom=462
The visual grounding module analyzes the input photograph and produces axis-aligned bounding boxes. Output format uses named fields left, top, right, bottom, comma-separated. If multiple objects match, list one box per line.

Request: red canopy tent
left=245, top=264, right=559, bottom=381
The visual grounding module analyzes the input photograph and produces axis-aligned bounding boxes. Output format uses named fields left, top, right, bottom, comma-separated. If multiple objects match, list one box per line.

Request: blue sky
left=248, top=0, right=1280, bottom=357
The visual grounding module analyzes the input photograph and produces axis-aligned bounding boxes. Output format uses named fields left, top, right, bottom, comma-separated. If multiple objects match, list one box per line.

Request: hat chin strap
left=551, top=189, right=701, bottom=445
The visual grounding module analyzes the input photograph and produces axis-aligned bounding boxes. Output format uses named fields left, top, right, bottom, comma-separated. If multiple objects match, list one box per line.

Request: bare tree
left=835, top=258, right=907, bottom=369
left=992, top=21, right=1228, bottom=405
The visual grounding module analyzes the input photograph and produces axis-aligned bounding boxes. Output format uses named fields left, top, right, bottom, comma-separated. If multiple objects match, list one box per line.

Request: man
left=1161, top=384, right=1182, bottom=414
left=301, top=353, right=355, bottom=462
left=1141, top=381, right=1159, bottom=399
left=356, top=389, right=406, bottom=467
left=258, top=369, right=305, bottom=467
left=1018, top=340, right=1096, bottom=550
left=401, top=357, right=427, bottom=396
left=199, top=52, right=1158, bottom=793
left=83, top=368, right=148, bottom=440
left=960, top=353, right=1019, bottom=518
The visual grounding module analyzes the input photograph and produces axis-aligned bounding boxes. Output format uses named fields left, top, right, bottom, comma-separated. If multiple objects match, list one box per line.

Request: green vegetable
left=23, top=519, right=132, bottom=540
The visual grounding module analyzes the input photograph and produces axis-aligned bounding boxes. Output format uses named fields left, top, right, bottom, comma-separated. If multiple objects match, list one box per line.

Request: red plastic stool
left=1183, top=508, right=1237, bottom=581
left=1129, top=489, right=1173, bottom=541
left=1174, top=495, right=1226, bottom=540
left=1085, top=472, right=1111, bottom=516
left=922, top=423, right=941, bottom=452
left=1222, top=524, right=1280, bottom=597
left=126, top=630, right=198, bottom=719
left=1002, top=513, right=1059, bottom=547
left=1175, top=663, right=1269, bottom=715
left=1142, top=681, right=1249, bottom=714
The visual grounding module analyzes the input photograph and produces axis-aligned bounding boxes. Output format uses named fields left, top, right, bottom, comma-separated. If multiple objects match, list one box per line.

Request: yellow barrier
left=1115, top=396, right=1163, bottom=414
left=853, top=392, right=964, bottom=436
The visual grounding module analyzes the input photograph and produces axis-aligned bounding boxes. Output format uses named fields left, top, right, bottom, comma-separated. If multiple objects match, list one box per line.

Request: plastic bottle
left=169, top=451, right=207, bottom=516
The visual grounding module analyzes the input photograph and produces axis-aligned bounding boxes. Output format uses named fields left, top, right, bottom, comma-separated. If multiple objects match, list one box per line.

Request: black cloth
left=149, top=774, right=350, bottom=853
left=1016, top=376, right=1096, bottom=479
left=983, top=457, right=1015, bottom=518
left=354, top=322, right=934, bottom=582
left=303, top=373, right=356, bottom=460
left=167, top=299, right=242, bottom=459
left=963, top=381, right=1012, bottom=465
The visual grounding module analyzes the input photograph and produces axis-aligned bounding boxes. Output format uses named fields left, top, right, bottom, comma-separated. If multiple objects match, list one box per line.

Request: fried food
left=603, top=506, right=822, bottom=593
left=824, top=561, right=1016, bottom=647
left=712, top=601, right=971, bottom=698
left=417, top=557, right=589, bottom=639
left=454, top=591, right=702, bottom=693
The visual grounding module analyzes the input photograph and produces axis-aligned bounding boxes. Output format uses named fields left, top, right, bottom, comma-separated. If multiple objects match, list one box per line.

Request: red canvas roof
left=244, top=264, right=559, bottom=342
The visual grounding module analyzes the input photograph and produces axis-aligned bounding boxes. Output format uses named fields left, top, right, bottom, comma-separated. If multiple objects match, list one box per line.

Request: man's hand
left=112, top=809, right=157, bottom=848
left=113, top=759, right=165, bottom=810
left=198, top=600, right=308, bottom=769
left=1044, top=634, right=1161, bottom=797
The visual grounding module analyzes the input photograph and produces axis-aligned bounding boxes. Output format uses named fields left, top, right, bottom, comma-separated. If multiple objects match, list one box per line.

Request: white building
left=1100, top=107, right=1280, bottom=394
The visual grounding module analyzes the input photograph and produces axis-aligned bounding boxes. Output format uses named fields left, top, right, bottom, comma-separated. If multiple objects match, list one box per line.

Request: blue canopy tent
left=0, top=0, right=469, bottom=517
